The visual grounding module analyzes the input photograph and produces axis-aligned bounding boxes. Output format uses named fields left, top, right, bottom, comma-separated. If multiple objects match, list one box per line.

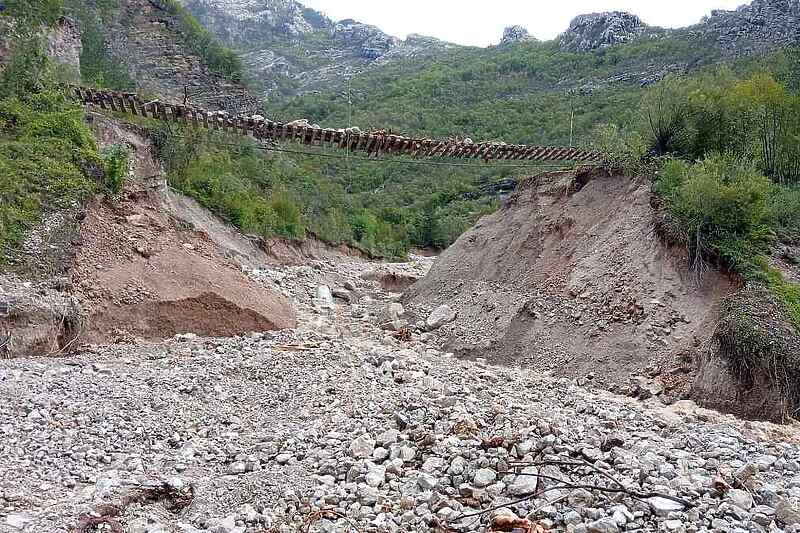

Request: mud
left=405, top=170, right=736, bottom=395
left=71, top=114, right=295, bottom=345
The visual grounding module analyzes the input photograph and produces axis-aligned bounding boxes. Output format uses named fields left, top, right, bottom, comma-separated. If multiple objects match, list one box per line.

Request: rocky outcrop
left=332, top=19, right=399, bottom=58
left=177, top=0, right=455, bottom=96
left=178, top=0, right=330, bottom=47
left=560, top=11, right=648, bottom=52
left=100, top=0, right=258, bottom=113
left=45, top=16, right=81, bottom=74
left=688, top=0, right=800, bottom=55
left=499, top=25, right=535, bottom=46
left=559, top=1, right=800, bottom=56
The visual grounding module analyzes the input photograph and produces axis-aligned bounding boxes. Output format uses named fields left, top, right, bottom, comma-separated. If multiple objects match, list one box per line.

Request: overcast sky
left=300, top=0, right=748, bottom=46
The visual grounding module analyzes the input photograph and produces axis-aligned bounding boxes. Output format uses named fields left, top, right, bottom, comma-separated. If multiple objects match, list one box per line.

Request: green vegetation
left=641, top=66, right=800, bottom=183
left=275, top=38, right=715, bottom=145
left=64, top=0, right=134, bottom=91
left=761, top=261, right=800, bottom=327
left=101, top=144, right=129, bottom=194
left=715, top=287, right=800, bottom=422
left=151, top=126, right=501, bottom=257
left=641, top=64, right=800, bottom=330
left=0, top=40, right=100, bottom=260
left=653, top=156, right=775, bottom=276
left=2, top=0, right=63, bottom=26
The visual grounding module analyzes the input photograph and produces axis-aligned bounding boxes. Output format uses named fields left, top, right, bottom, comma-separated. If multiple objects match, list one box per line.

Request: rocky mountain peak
left=693, top=0, right=800, bottom=54
left=177, top=0, right=455, bottom=96
left=332, top=19, right=400, bottom=58
left=499, top=25, right=535, bottom=46
left=559, top=11, right=647, bottom=52
left=179, top=0, right=331, bottom=42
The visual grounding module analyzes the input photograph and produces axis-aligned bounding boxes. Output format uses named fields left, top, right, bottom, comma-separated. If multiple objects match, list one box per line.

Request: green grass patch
left=101, top=144, right=129, bottom=195
left=758, top=260, right=800, bottom=330
left=2, top=0, right=64, bottom=26
left=0, top=41, right=100, bottom=261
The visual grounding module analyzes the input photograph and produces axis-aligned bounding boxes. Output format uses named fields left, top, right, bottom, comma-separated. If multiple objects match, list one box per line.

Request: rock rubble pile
left=2, top=254, right=799, bottom=533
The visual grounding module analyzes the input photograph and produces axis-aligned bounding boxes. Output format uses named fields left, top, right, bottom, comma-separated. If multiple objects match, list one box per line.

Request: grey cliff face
left=175, top=0, right=800, bottom=98
left=689, top=0, right=800, bottom=55
left=332, top=19, right=400, bottom=59
left=559, top=11, right=648, bottom=52
left=177, top=0, right=453, bottom=97
left=500, top=25, right=535, bottom=46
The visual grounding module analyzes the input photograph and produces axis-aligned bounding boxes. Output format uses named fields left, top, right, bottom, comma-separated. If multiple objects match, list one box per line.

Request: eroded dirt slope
left=405, top=171, right=735, bottom=396
left=71, top=114, right=295, bottom=344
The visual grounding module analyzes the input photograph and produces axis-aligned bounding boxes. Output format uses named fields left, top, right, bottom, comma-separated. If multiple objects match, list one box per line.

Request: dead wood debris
left=73, top=482, right=194, bottom=533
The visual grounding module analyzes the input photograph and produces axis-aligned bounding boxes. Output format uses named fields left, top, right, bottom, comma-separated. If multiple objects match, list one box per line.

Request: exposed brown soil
left=405, top=170, right=736, bottom=396
left=260, top=233, right=373, bottom=266
left=87, top=293, right=282, bottom=344
left=361, top=269, right=421, bottom=293
left=0, top=276, right=82, bottom=357
left=71, top=114, right=295, bottom=345
left=692, top=287, right=800, bottom=423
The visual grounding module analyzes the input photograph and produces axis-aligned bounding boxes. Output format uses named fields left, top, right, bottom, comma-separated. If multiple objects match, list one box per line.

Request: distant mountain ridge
left=178, top=0, right=800, bottom=100
left=556, top=0, right=800, bottom=54
left=177, top=0, right=455, bottom=97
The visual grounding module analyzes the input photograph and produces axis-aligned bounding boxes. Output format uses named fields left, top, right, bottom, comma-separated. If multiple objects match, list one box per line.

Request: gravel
left=2, top=254, right=800, bottom=532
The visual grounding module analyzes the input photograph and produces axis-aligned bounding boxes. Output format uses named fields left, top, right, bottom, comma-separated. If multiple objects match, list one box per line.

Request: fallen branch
left=302, top=507, right=362, bottom=533
left=498, top=470, right=694, bottom=508
left=72, top=482, right=194, bottom=533
left=447, top=461, right=693, bottom=529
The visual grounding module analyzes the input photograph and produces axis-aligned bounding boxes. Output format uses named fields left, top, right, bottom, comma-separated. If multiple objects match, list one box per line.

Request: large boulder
left=426, top=305, right=456, bottom=331
left=379, top=303, right=405, bottom=331
left=500, top=25, right=536, bottom=46
left=559, top=11, right=647, bottom=52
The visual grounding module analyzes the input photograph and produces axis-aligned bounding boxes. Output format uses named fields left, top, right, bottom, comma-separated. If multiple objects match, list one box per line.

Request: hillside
left=176, top=0, right=456, bottom=97
left=64, top=0, right=257, bottom=112
left=180, top=0, right=800, bottom=105
left=270, top=0, right=800, bottom=146
left=0, top=5, right=296, bottom=355
left=50, top=0, right=800, bottom=259
left=404, top=171, right=735, bottom=396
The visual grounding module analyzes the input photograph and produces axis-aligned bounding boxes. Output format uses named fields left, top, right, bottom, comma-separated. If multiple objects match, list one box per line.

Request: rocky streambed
left=1, top=255, right=799, bottom=533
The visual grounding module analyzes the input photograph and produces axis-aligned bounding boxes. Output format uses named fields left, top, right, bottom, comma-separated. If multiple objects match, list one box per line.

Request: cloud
left=300, top=0, right=746, bottom=46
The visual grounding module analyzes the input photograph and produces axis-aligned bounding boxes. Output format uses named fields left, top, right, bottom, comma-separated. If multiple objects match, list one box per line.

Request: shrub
left=654, top=154, right=774, bottom=275
left=0, top=35, right=53, bottom=98
left=2, top=0, right=63, bottom=26
left=590, top=123, right=650, bottom=175
left=101, top=144, right=129, bottom=194
left=0, top=41, right=99, bottom=260
left=768, top=185, right=800, bottom=239
left=641, top=76, right=691, bottom=156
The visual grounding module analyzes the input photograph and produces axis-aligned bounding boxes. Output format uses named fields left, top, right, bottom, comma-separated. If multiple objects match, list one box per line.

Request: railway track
left=71, top=86, right=602, bottom=163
